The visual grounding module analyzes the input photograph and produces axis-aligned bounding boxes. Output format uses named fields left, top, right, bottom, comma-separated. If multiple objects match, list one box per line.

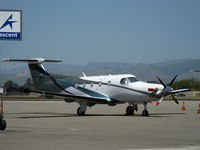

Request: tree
left=3, top=80, right=20, bottom=95
left=172, top=78, right=200, bottom=91
left=22, top=78, right=33, bottom=88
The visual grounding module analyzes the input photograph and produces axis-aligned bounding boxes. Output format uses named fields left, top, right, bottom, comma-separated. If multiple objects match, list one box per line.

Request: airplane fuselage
left=41, top=74, right=164, bottom=104
left=81, top=74, right=164, bottom=103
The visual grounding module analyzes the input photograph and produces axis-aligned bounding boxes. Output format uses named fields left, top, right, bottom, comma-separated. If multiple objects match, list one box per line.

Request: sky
left=0, top=0, right=200, bottom=69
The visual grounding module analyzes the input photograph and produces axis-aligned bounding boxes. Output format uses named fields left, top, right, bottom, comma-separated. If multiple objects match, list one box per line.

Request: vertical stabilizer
left=1, top=58, right=62, bottom=89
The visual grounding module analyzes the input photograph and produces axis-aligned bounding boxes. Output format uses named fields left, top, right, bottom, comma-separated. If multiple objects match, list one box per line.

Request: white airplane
left=1, top=58, right=190, bottom=116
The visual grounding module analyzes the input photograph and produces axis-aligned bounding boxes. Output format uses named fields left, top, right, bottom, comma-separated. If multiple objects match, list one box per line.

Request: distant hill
left=1, top=58, right=200, bottom=86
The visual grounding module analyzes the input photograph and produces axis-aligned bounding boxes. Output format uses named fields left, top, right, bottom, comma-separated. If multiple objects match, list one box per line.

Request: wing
left=10, top=86, right=114, bottom=104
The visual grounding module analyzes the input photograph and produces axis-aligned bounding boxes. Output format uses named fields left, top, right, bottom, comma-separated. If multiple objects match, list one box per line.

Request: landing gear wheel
left=126, top=106, right=134, bottom=116
left=77, top=107, right=85, bottom=116
left=0, top=119, right=7, bottom=131
left=142, top=110, right=149, bottom=117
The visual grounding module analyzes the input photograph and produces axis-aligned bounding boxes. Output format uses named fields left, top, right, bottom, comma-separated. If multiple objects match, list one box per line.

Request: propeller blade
left=170, top=88, right=191, bottom=94
left=171, top=94, right=179, bottom=104
left=156, top=76, right=167, bottom=88
left=168, top=74, right=178, bottom=86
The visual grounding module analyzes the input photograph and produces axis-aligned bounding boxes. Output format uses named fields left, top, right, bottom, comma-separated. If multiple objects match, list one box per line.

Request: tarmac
left=0, top=99, right=200, bottom=150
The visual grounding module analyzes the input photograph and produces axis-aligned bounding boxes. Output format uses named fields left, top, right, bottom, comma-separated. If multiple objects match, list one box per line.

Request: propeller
left=171, top=94, right=179, bottom=104
left=156, top=75, right=167, bottom=88
left=156, top=75, right=179, bottom=104
left=168, top=74, right=178, bottom=86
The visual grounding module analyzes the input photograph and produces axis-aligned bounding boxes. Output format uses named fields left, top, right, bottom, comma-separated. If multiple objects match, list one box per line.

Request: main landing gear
left=77, top=105, right=87, bottom=116
left=126, top=104, right=138, bottom=116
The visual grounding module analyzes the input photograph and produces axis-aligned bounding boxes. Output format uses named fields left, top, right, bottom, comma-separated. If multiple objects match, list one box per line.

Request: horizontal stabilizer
left=1, top=58, right=62, bottom=64
left=191, top=69, right=200, bottom=72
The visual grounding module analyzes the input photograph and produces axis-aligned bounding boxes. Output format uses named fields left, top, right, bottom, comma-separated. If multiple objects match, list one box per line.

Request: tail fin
left=1, top=58, right=62, bottom=89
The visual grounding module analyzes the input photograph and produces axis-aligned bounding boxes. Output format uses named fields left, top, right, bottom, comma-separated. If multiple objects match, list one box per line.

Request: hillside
left=1, top=58, right=200, bottom=86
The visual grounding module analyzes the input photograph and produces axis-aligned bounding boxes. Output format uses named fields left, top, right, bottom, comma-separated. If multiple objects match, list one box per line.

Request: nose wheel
left=142, top=110, right=149, bottom=116
left=142, top=102, right=149, bottom=117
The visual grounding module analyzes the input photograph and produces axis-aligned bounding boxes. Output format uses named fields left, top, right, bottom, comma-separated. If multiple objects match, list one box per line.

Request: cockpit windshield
left=127, top=77, right=138, bottom=83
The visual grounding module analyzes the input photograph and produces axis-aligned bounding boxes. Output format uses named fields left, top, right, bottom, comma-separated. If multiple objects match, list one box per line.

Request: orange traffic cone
left=197, top=104, right=200, bottom=114
left=181, top=101, right=186, bottom=110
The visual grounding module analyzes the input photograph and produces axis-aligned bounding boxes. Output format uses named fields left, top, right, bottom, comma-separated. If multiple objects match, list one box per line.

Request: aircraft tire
left=126, top=106, right=134, bottom=116
left=141, top=110, right=149, bottom=117
left=77, top=107, right=85, bottom=116
left=0, top=119, right=7, bottom=131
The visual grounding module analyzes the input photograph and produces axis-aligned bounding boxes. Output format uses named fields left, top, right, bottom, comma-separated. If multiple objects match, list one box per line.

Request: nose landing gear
left=142, top=102, right=149, bottom=117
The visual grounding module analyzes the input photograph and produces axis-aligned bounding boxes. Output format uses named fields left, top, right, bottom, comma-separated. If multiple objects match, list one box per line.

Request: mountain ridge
left=1, top=58, right=200, bottom=85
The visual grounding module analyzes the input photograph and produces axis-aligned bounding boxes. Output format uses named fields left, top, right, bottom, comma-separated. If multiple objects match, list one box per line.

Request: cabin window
left=99, top=81, right=102, bottom=87
left=83, top=83, right=86, bottom=88
left=107, top=81, right=111, bottom=86
left=90, top=82, right=94, bottom=87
